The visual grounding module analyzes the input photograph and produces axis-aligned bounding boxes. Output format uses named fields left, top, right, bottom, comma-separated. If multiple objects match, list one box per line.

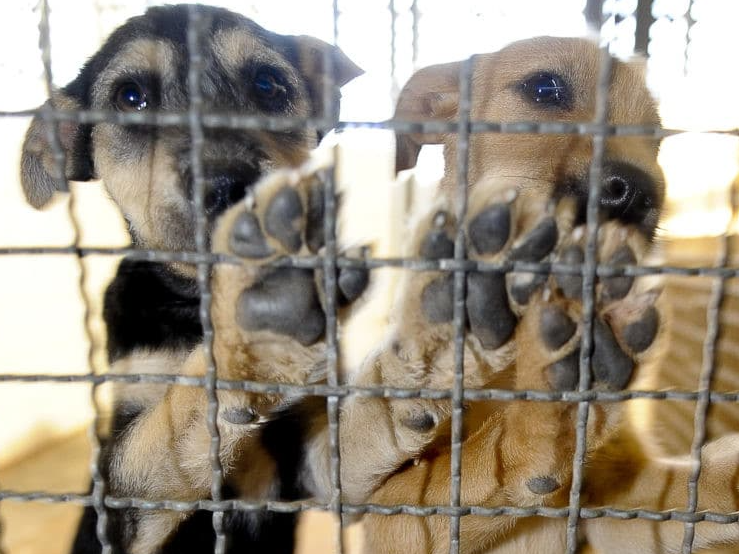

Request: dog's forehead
left=479, top=37, right=599, bottom=88
left=475, top=36, right=658, bottom=124
left=211, top=28, right=301, bottom=80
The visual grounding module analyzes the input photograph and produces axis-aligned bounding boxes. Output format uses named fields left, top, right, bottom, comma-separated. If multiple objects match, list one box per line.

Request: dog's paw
left=207, top=155, right=369, bottom=419
left=379, top=185, right=663, bottom=501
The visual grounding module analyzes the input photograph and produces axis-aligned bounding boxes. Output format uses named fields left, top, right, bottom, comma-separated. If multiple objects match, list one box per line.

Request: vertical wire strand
left=185, top=7, right=226, bottom=554
left=36, top=2, right=111, bottom=552
left=389, top=0, right=399, bottom=98
left=683, top=0, right=696, bottom=76
left=679, top=154, right=736, bottom=554
left=565, top=4, right=612, bottom=551
left=324, top=1, right=343, bottom=551
left=448, top=55, right=473, bottom=554
left=410, top=0, right=419, bottom=69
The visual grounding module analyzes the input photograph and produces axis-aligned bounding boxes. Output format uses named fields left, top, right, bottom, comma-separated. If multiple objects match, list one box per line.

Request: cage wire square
left=0, top=1, right=738, bottom=554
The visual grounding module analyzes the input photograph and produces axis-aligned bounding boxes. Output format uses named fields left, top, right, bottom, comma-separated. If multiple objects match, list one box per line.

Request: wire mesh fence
left=0, top=1, right=737, bottom=554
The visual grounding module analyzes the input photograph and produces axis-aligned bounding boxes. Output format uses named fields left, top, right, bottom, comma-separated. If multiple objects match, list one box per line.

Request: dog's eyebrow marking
left=92, top=38, right=177, bottom=106
left=213, top=28, right=296, bottom=80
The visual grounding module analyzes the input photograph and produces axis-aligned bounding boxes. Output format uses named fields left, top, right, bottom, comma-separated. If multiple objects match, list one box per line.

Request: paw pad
left=237, top=268, right=326, bottom=346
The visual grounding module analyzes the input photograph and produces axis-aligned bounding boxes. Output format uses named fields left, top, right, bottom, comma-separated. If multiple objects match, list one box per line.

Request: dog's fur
left=22, top=6, right=739, bottom=554
left=21, top=4, right=361, bottom=553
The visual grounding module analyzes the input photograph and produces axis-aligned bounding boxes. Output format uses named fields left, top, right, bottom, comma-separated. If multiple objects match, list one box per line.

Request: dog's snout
left=185, top=164, right=261, bottom=218
left=561, top=161, right=661, bottom=237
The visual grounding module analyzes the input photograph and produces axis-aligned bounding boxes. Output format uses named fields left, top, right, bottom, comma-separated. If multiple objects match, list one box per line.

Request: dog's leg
left=582, top=431, right=739, bottom=554
left=105, top=160, right=369, bottom=554
left=355, top=182, right=663, bottom=554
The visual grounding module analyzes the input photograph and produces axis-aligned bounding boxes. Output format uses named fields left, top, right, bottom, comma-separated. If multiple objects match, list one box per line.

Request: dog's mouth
left=185, top=163, right=262, bottom=218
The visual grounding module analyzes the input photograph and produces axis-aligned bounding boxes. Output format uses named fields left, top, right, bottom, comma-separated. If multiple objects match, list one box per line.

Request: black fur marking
left=265, top=186, right=303, bottom=253
left=103, top=260, right=202, bottom=363
left=468, top=204, right=510, bottom=256
left=546, top=350, right=579, bottom=391
left=466, top=272, right=516, bottom=349
left=622, top=306, right=659, bottom=354
left=526, top=476, right=560, bottom=495
left=555, top=245, right=584, bottom=299
left=237, top=268, right=326, bottom=345
left=509, top=217, right=557, bottom=262
left=421, top=275, right=454, bottom=323
left=592, top=318, right=634, bottom=390
left=230, top=211, right=274, bottom=258
left=601, top=245, right=636, bottom=302
left=539, top=306, right=576, bottom=350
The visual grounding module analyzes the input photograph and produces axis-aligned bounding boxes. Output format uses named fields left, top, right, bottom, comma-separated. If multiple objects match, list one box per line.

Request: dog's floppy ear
left=285, top=35, right=363, bottom=121
left=21, top=90, right=93, bottom=209
left=393, top=61, right=462, bottom=173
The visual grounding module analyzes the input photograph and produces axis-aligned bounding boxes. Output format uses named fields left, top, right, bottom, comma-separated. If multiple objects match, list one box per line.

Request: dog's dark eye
left=114, top=82, right=148, bottom=112
left=520, top=73, right=570, bottom=108
left=252, top=68, right=288, bottom=111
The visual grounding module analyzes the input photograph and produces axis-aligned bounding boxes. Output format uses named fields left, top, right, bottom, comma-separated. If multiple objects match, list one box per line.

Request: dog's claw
left=467, top=272, right=516, bottom=349
left=468, top=204, right=510, bottom=255
left=622, top=306, right=659, bottom=353
left=229, top=212, right=274, bottom=258
left=237, top=268, right=326, bottom=345
left=509, top=273, right=547, bottom=305
left=265, top=186, right=303, bottom=253
left=601, top=246, right=635, bottom=301
left=539, top=306, right=576, bottom=350
left=420, top=229, right=455, bottom=259
left=510, top=217, right=558, bottom=262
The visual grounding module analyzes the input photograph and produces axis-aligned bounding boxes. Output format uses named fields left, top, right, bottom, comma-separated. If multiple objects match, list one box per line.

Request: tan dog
left=339, top=36, right=739, bottom=554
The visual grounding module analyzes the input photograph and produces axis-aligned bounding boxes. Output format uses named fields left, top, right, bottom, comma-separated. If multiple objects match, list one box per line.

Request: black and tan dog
left=21, top=4, right=362, bottom=553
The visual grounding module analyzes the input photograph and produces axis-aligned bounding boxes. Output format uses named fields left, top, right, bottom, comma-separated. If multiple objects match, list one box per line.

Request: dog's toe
left=264, top=186, right=304, bottom=253
left=229, top=212, right=274, bottom=258
left=467, top=271, right=516, bottom=349
left=468, top=203, right=510, bottom=256
left=621, top=306, right=659, bottom=353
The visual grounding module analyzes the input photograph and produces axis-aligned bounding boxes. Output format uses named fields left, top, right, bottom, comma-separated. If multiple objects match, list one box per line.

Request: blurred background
left=0, top=1, right=737, bottom=553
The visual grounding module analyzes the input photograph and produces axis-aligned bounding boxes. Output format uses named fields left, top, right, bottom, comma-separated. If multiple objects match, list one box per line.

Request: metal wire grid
left=0, top=1, right=738, bottom=554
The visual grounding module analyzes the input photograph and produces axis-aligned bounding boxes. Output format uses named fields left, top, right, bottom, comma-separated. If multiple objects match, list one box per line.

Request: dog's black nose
left=562, top=161, right=661, bottom=237
left=190, top=164, right=261, bottom=217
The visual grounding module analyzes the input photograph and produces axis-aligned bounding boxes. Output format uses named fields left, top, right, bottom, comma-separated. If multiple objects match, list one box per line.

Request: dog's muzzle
left=185, top=163, right=261, bottom=218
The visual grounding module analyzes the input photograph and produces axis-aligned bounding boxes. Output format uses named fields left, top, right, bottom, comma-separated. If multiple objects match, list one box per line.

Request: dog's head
left=394, top=36, right=664, bottom=238
left=21, top=4, right=361, bottom=251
